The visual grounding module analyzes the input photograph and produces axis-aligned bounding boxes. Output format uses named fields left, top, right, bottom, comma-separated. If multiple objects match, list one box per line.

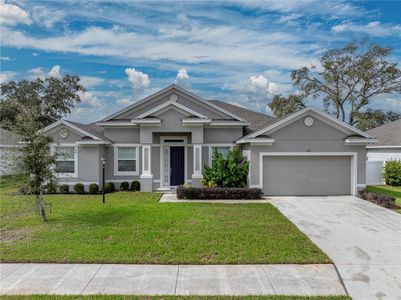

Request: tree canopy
left=268, top=40, right=401, bottom=130
left=0, top=75, right=85, bottom=131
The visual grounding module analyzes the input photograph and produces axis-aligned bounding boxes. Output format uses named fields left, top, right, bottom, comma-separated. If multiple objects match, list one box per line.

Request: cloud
left=80, top=76, right=106, bottom=88
left=28, top=65, right=61, bottom=79
left=77, top=91, right=102, bottom=108
left=332, top=21, right=401, bottom=37
left=30, top=5, right=65, bottom=28
left=247, top=75, right=279, bottom=95
left=177, top=13, right=191, bottom=31
left=0, top=71, right=17, bottom=83
left=1, top=24, right=317, bottom=70
left=0, top=1, right=31, bottom=25
left=48, top=65, right=61, bottom=77
left=116, top=98, right=134, bottom=106
left=0, top=56, right=14, bottom=61
left=125, top=68, right=151, bottom=91
left=176, top=68, right=189, bottom=81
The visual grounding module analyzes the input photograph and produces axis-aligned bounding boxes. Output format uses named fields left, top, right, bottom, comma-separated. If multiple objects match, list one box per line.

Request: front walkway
left=269, top=196, right=401, bottom=300
left=1, top=263, right=346, bottom=296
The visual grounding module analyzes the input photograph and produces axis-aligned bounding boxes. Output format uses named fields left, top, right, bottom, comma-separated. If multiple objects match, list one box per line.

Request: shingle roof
left=64, top=120, right=110, bottom=141
left=0, top=128, right=22, bottom=145
left=207, top=100, right=277, bottom=133
left=366, top=119, right=401, bottom=146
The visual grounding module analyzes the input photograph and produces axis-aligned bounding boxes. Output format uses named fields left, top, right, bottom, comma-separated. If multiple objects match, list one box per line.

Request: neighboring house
left=365, top=119, right=401, bottom=185
left=41, top=84, right=377, bottom=195
left=0, top=128, right=22, bottom=175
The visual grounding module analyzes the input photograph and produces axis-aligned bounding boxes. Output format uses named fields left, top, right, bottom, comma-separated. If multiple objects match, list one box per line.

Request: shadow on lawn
left=60, top=207, right=136, bottom=226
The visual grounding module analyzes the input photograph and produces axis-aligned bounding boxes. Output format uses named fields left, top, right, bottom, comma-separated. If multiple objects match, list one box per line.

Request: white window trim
left=258, top=152, right=358, bottom=196
left=51, top=143, right=78, bottom=178
left=208, top=144, right=234, bottom=166
left=113, top=144, right=139, bottom=176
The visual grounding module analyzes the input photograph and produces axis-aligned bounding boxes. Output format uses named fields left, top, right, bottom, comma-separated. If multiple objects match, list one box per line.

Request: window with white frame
left=55, top=146, right=76, bottom=174
left=116, top=146, right=138, bottom=173
left=210, top=146, right=231, bottom=165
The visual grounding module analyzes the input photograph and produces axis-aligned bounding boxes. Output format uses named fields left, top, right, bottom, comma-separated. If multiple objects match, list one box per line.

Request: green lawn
left=0, top=175, right=329, bottom=264
left=0, top=296, right=351, bottom=300
left=367, top=185, right=401, bottom=212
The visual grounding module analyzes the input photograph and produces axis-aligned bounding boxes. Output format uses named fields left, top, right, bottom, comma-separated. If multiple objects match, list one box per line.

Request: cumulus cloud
left=0, top=71, right=17, bottom=83
left=247, top=75, right=279, bottom=94
left=175, top=68, right=189, bottom=84
left=0, top=1, right=31, bottom=26
left=48, top=65, right=61, bottom=77
left=125, top=68, right=150, bottom=91
left=332, top=21, right=401, bottom=37
left=77, top=91, right=102, bottom=108
left=28, top=65, right=61, bottom=79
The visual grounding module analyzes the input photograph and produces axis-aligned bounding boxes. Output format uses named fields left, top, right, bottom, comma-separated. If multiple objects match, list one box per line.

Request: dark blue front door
left=170, top=146, right=185, bottom=186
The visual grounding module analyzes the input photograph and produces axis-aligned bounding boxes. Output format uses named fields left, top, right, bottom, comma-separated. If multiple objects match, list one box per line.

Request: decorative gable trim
left=41, top=120, right=102, bottom=141
left=101, top=84, right=246, bottom=122
left=136, top=99, right=209, bottom=119
left=245, top=107, right=373, bottom=139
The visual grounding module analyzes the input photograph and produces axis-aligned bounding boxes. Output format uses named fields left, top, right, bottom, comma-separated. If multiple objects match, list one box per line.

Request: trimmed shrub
left=89, top=183, right=99, bottom=195
left=131, top=180, right=140, bottom=191
left=105, top=182, right=115, bottom=193
left=358, top=189, right=399, bottom=209
left=120, top=181, right=129, bottom=191
left=74, top=183, right=85, bottom=194
left=202, top=147, right=249, bottom=188
left=383, top=159, right=401, bottom=186
left=59, top=184, right=69, bottom=194
left=176, top=186, right=262, bottom=200
left=45, top=181, right=58, bottom=194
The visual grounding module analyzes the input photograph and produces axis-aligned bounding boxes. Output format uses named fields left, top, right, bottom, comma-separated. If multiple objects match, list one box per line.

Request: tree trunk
left=37, top=190, right=47, bottom=222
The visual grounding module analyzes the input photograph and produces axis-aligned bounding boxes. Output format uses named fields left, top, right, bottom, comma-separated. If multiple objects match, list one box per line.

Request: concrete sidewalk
left=1, top=263, right=347, bottom=296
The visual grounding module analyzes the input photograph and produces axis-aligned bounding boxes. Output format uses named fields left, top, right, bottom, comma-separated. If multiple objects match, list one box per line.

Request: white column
left=140, top=145, right=152, bottom=178
left=192, top=144, right=203, bottom=178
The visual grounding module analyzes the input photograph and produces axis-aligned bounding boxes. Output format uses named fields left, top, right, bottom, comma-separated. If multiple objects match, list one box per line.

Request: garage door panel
left=263, top=156, right=351, bottom=196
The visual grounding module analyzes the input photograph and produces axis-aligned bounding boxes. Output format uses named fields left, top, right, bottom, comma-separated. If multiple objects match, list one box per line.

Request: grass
left=0, top=175, right=329, bottom=264
left=367, top=185, right=401, bottom=212
left=0, top=296, right=351, bottom=300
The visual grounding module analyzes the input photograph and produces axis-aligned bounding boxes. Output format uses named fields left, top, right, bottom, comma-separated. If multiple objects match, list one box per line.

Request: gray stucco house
left=42, top=84, right=377, bottom=196
left=365, top=119, right=401, bottom=185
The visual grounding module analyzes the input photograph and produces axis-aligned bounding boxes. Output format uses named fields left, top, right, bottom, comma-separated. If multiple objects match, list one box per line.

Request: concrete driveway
left=269, top=195, right=401, bottom=300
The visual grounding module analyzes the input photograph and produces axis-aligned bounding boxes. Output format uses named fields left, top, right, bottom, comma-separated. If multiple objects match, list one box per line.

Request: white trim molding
left=42, top=120, right=102, bottom=141
left=192, top=144, right=203, bottom=178
left=245, top=107, right=374, bottom=140
left=51, top=143, right=79, bottom=178
left=366, top=145, right=401, bottom=149
left=136, top=99, right=209, bottom=120
left=113, top=144, right=140, bottom=176
left=236, top=138, right=275, bottom=145
left=345, top=138, right=378, bottom=145
left=140, top=144, right=152, bottom=178
left=258, top=152, right=358, bottom=196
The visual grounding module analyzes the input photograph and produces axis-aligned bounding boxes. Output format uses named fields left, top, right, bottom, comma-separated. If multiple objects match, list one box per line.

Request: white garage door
left=262, top=156, right=352, bottom=196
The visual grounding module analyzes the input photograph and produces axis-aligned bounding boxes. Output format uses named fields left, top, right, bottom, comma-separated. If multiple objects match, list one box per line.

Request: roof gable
left=41, top=120, right=105, bottom=141
left=101, top=84, right=246, bottom=122
left=366, top=119, right=401, bottom=146
left=246, top=107, right=374, bottom=139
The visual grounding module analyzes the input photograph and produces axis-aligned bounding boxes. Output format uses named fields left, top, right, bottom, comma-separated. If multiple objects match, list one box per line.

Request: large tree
left=0, top=75, right=85, bottom=131
left=268, top=40, right=401, bottom=129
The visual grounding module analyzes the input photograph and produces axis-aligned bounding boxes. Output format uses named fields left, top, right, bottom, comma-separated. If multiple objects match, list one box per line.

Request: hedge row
left=176, top=186, right=262, bottom=200
left=20, top=180, right=141, bottom=195
left=358, top=189, right=399, bottom=209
